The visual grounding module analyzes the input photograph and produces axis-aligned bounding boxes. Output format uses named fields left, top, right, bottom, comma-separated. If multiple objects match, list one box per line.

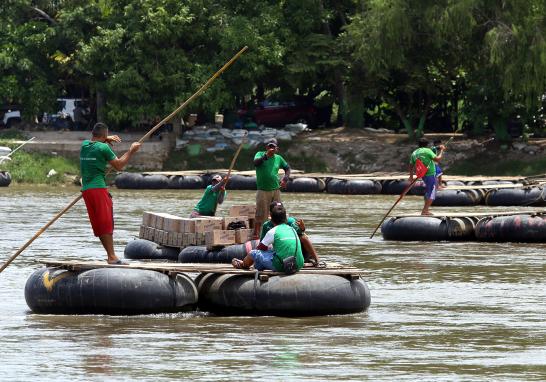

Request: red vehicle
left=237, top=99, right=317, bottom=128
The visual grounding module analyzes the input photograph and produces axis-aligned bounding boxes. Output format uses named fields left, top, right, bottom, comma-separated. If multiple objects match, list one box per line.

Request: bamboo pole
left=0, top=46, right=248, bottom=274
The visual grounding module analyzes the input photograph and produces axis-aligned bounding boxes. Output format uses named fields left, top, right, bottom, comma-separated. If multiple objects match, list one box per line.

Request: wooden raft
left=39, top=259, right=366, bottom=278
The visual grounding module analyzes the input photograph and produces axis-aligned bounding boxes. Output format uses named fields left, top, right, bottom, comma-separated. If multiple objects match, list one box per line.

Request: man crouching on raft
left=80, top=123, right=141, bottom=264
left=409, top=138, right=444, bottom=216
left=232, top=204, right=303, bottom=273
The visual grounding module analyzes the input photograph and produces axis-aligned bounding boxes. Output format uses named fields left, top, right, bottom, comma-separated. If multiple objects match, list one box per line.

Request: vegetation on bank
left=3, top=1, right=545, bottom=141
left=0, top=141, right=79, bottom=184
left=449, top=153, right=546, bottom=177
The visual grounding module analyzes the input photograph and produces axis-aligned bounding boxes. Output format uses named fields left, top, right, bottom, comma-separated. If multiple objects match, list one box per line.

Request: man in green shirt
left=252, top=138, right=290, bottom=238
left=80, top=123, right=141, bottom=264
left=232, top=204, right=304, bottom=273
left=409, top=138, right=444, bottom=215
left=260, top=201, right=320, bottom=265
left=190, top=174, right=227, bottom=217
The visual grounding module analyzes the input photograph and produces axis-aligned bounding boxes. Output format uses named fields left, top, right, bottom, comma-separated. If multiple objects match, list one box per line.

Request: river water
left=0, top=185, right=545, bottom=381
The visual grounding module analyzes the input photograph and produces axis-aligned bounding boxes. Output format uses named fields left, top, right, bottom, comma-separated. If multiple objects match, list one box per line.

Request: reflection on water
left=1, top=185, right=545, bottom=381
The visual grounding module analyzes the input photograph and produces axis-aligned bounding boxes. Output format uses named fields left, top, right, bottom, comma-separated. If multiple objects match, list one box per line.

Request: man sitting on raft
left=190, top=174, right=227, bottom=218
left=409, top=138, right=444, bottom=216
left=80, top=122, right=141, bottom=264
left=232, top=204, right=304, bottom=272
left=260, top=201, right=320, bottom=266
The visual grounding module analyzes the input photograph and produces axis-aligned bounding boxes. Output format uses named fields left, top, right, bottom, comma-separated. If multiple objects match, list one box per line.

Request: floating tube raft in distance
left=178, top=240, right=259, bottom=263
left=433, top=189, right=483, bottom=206
left=0, top=171, right=12, bottom=187
left=124, top=239, right=180, bottom=261
left=25, top=267, right=198, bottom=315
left=381, top=216, right=476, bottom=241
left=225, top=175, right=257, bottom=190
left=381, top=179, right=425, bottom=195
left=327, top=179, right=382, bottom=194
left=484, top=187, right=546, bottom=206
left=475, top=214, right=546, bottom=242
left=197, top=272, right=371, bottom=316
left=285, top=177, right=326, bottom=193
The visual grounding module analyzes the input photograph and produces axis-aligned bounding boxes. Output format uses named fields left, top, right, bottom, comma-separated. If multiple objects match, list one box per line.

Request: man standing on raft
left=252, top=138, right=290, bottom=239
left=409, top=138, right=444, bottom=216
left=80, top=123, right=141, bottom=264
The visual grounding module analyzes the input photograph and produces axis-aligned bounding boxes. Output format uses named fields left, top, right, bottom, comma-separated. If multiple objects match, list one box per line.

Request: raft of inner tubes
left=196, top=272, right=371, bottom=316
left=24, top=267, right=198, bottom=315
left=25, top=264, right=371, bottom=316
left=123, top=239, right=259, bottom=263
left=0, top=171, right=12, bottom=187
left=114, top=172, right=545, bottom=205
left=381, top=212, right=546, bottom=242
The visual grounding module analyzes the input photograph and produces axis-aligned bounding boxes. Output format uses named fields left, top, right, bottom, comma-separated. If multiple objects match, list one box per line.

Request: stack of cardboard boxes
left=138, top=204, right=256, bottom=248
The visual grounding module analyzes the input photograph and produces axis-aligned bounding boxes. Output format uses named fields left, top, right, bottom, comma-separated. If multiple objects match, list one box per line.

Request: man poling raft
left=190, top=174, right=227, bottom=218
left=0, top=46, right=248, bottom=274
left=409, top=138, right=445, bottom=216
left=80, top=123, right=141, bottom=264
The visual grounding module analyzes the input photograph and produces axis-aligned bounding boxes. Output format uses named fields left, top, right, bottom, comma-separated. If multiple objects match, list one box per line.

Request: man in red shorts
left=80, top=122, right=141, bottom=264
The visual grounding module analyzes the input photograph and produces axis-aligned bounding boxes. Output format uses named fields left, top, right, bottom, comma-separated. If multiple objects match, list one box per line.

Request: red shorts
left=82, top=188, right=114, bottom=237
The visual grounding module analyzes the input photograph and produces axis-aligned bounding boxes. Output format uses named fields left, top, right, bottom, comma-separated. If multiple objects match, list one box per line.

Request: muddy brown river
left=1, top=185, right=545, bottom=381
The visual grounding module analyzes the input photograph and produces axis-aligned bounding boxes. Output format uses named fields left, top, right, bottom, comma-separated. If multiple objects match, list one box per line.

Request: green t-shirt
left=254, top=151, right=288, bottom=191
left=194, top=185, right=225, bottom=216
left=409, top=147, right=436, bottom=176
left=260, top=216, right=302, bottom=240
left=261, top=224, right=304, bottom=272
left=80, top=140, right=116, bottom=191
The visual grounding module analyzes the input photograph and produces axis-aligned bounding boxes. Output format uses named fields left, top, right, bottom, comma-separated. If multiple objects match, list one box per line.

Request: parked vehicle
left=237, top=97, right=318, bottom=128
left=43, top=98, right=90, bottom=130
left=0, top=105, right=22, bottom=129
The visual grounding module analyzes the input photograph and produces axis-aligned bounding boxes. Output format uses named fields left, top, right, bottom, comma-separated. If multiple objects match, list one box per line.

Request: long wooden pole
left=224, top=133, right=248, bottom=185
left=0, top=47, right=248, bottom=274
left=369, top=177, right=419, bottom=239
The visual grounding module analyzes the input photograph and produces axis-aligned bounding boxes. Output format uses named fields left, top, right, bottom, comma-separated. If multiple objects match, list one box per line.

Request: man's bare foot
left=421, top=211, right=434, bottom=216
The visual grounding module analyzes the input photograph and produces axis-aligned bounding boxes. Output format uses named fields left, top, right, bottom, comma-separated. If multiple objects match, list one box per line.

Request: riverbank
left=167, top=126, right=546, bottom=176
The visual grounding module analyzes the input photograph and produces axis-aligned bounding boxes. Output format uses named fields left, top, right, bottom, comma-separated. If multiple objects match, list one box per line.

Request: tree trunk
left=96, top=89, right=105, bottom=123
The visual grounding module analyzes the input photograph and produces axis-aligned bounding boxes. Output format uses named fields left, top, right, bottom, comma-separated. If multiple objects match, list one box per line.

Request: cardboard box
left=235, top=229, right=253, bottom=244
left=248, top=218, right=256, bottom=229
left=205, top=230, right=236, bottom=246
left=182, top=233, right=196, bottom=246
left=194, top=218, right=224, bottom=233
left=163, top=216, right=185, bottom=233
left=229, top=205, right=256, bottom=218
left=223, top=216, right=249, bottom=230
left=139, top=225, right=146, bottom=239
left=142, top=212, right=153, bottom=226
left=195, top=232, right=206, bottom=245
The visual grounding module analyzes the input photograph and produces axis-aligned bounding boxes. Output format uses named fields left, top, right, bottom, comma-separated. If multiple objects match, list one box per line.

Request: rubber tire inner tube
left=285, top=177, right=326, bottom=193
left=25, top=267, right=198, bottom=315
left=475, top=214, right=546, bottom=242
left=114, top=172, right=143, bottom=189
left=381, top=216, right=449, bottom=241
left=139, top=174, right=169, bottom=189
left=124, top=239, right=180, bottom=261
left=226, top=175, right=257, bottom=190
left=197, top=273, right=371, bottom=316
left=177, top=175, right=205, bottom=189
left=0, top=171, right=12, bottom=187
left=178, top=240, right=259, bottom=263
left=485, top=187, right=546, bottom=206
left=433, top=189, right=482, bottom=206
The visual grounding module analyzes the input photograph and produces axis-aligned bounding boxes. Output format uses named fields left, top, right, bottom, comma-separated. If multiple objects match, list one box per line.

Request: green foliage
left=1, top=149, right=79, bottom=184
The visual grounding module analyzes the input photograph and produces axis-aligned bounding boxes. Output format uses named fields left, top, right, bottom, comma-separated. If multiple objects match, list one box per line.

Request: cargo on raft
left=25, top=260, right=370, bottom=317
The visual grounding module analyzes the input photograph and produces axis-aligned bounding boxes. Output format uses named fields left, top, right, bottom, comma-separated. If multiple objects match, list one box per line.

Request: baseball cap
left=266, top=138, right=278, bottom=147
left=212, top=174, right=222, bottom=182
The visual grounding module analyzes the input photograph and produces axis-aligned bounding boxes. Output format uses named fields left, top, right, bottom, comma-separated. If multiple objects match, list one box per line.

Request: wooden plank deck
left=395, top=210, right=546, bottom=218
left=39, top=260, right=366, bottom=277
